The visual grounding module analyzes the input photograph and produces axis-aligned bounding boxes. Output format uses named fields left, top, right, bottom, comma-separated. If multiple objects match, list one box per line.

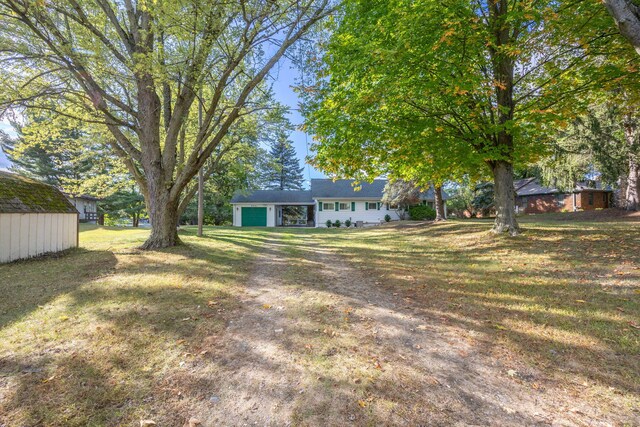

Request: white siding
left=316, top=200, right=402, bottom=227
left=232, top=204, right=276, bottom=227
left=67, top=197, right=97, bottom=221
left=0, top=213, right=78, bottom=263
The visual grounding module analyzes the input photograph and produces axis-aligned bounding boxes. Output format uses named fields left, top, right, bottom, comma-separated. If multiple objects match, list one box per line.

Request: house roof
left=515, top=177, right=613, bottom=196
left=230, top=180, right=449, bottom=204
left=514, top=178, right=560, bottom=196
left=230, top=190, right=313, bottom=204
left=0, top=171, right=78, bottom=214
left=310, top=179, right=388, bottom=199
left=310, top=179, right=448, bottom=200
left=65, top=193, right=99, bottom=201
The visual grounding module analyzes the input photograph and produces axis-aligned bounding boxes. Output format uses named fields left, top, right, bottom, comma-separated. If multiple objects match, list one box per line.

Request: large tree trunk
left=142, top=187, right=180, bottom=249
left=603, top=0, right=640, bottom=56
left=487, top=1, right=518, bottom=236
left=624, top=116, right=639, bottom=210
left=434, top=185, right=446, bottom=221
left=627, top=155, right=639, bottom=210
left=490, top=160, right=520, bottom=235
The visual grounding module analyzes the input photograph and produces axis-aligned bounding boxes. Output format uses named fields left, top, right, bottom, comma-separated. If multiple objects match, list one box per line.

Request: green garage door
left=241, top=207, right=267, bottom=226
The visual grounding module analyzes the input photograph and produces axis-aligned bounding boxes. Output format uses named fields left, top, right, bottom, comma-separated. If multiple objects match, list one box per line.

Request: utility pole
left=197, top=89, right=204, bottom=237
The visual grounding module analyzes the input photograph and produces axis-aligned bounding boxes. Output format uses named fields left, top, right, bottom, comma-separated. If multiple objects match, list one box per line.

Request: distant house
left=230, top=179, right=448, bottom=227
left=515, top=178, right=612, bottom=214
left=0, top=171, right=78, bottom=263
left=65, top=194, right=99, bottom=223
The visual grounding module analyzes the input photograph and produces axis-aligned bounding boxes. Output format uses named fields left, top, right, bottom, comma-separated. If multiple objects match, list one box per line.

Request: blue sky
left=268, top=57, right=326, bottom=186
left=0, top=58, right=326, bottom=183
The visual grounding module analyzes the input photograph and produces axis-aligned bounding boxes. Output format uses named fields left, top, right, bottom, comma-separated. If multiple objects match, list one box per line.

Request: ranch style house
left=231, top=179, right=448, bottom=227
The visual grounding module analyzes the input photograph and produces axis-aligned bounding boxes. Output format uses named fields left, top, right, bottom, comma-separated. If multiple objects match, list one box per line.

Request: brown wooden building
left=515, top=178, right=612, bottom=214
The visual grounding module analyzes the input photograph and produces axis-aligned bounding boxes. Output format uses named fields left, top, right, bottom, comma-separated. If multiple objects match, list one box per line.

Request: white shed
left=0, top=171, right=79, bottom=263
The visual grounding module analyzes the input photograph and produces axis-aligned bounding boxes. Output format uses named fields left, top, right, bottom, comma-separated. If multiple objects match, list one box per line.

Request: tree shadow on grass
left=0, top=248, right=117, bottom=331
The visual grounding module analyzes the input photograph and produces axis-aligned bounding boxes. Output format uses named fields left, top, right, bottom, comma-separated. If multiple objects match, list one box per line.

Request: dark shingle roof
left=419, top=186, right=449, bottom=201
left=230, top=190, right=313, bottom=204
left=514, top=178, right=560, bottom=196
left=310, top=179, right=448, bottom=200
left=230, top=180, right=449, bottom=204
left=515, top=178, right=614, bottom=196
left=310, top=179, right=387, bottom=199
left=0, top=171, right=78, bottom=213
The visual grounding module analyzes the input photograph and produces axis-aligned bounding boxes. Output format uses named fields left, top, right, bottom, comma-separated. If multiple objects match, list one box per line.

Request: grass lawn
left=0, top=212, right=638, bottom=425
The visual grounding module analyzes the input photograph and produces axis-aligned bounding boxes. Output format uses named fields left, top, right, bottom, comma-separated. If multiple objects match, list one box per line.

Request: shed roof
left=0, top=171, right=78, bottom=214
left=230, top=190, right=313, bottom=204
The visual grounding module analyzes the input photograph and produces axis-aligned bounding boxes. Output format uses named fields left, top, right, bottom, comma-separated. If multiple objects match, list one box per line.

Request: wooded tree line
left=1, top=0, right=639, bottom=245
left=1, top=106, right=306, bottom=226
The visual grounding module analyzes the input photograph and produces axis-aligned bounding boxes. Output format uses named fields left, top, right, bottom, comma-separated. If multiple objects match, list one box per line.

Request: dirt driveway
left=191, top=232, right=632, bottom=426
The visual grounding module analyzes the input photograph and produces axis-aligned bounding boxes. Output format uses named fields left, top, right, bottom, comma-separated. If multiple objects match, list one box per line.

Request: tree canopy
left=303, top=0, right=637, bottom=234
left=0, top=0, right=334, bottom=248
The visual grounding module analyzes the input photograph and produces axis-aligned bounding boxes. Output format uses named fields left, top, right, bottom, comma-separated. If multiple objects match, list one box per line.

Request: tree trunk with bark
left=487, top=1, right=520, bottom=236
left=491, top=160, right=520, bottom=235
left=624, top=116, right=639, bottom=210
left=603, top=0, right=640, bottom=56
left=626, top=155, right=639, bottom=210
left=434, top=185, right=446, bottom=221
left=143, top=187, right=180, bottom=249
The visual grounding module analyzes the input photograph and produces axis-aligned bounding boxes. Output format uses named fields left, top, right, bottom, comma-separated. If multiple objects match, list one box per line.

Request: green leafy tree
left=0, top=0, right=334, bottom=248
left=303, top=0, right=635, bottom=235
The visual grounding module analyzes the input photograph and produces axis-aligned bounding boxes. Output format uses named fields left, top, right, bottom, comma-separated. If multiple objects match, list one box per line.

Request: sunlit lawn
left=323, top=215, right=640, bottom=413
left=0, top=214, right=638, bottom=425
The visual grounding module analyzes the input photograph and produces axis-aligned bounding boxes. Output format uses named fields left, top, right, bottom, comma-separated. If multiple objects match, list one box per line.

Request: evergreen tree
left=264, top=131, right=305, bottom=191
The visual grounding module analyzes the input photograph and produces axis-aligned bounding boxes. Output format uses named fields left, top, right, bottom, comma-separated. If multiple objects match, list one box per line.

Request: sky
left=0, top=57, right=327, bottom=184
left=266, top=57, right=327, bottom=186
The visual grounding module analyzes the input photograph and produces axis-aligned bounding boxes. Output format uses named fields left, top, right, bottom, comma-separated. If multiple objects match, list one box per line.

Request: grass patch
left=0, top=225, right=265, bottom=426
left=1, top=214, right=638, bottom=425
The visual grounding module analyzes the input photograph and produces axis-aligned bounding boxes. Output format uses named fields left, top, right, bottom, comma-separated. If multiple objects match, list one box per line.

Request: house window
left=322, top=202, right=333, bottom=211
left=366, top=202, right=378, bottom=210
left=555, top=194, right=565, bottom=207
left=517, top=197, right=528, bottom=211
left=389, top=203, right=399, bottom=210
left=339, top=202, right=349, bottom=211
left=588, top=192, right=594, bottom=205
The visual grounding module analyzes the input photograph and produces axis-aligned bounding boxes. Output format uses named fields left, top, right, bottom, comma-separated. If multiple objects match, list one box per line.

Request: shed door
left=241, top=207, right=267, bottom=226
